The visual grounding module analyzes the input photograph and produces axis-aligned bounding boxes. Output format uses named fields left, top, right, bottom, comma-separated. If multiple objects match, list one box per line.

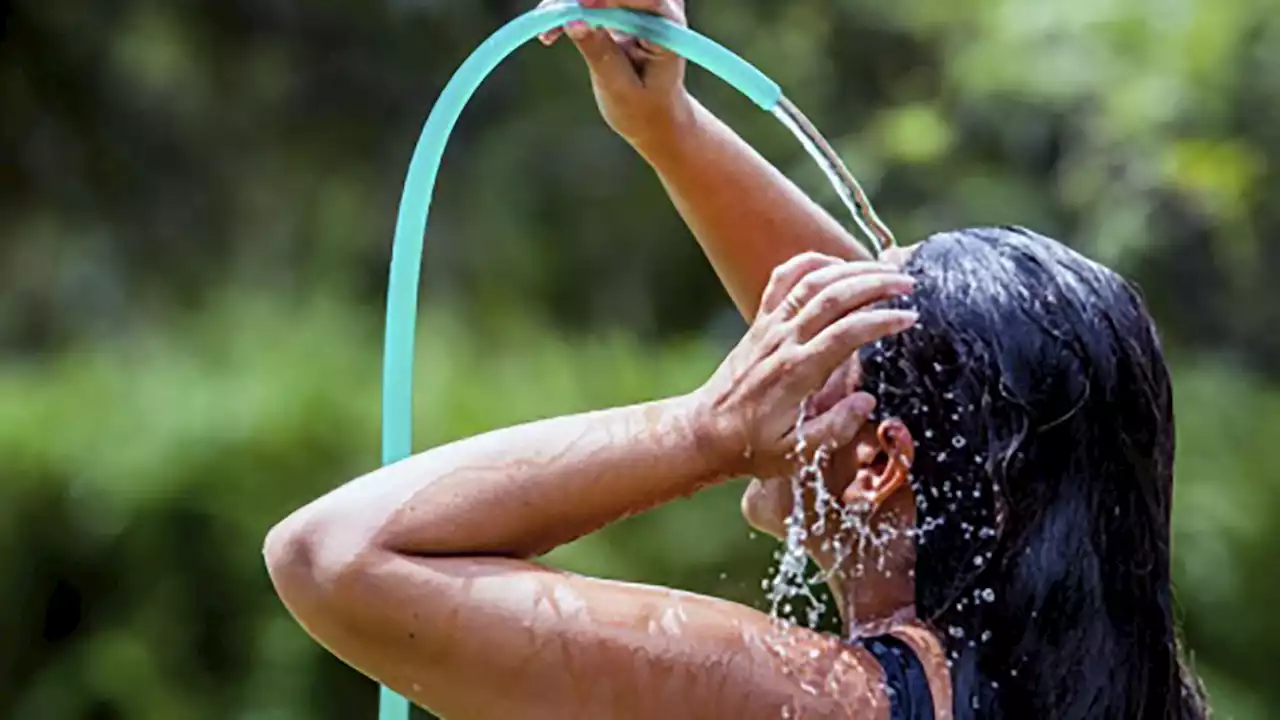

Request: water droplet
left=981, top=588, right=996, bottom=602
left=981, top=630, right=993, bottom=642
left=948, top=626, right=965, bottom=638
left=974, top=555, right=985, bottom=567
left=952, top=436, right=966, bottom=448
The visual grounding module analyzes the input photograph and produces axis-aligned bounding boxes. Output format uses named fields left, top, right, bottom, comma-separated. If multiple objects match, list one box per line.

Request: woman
left=264, top=1, right=1209, bottom=717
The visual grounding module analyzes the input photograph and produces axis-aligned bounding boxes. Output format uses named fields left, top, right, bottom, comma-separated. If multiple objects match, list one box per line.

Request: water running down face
left=740, top=227, right=1207, bottom=718
left=739, top=360, right=916, bottom=554
left=740, top=244, right=920, bottom=619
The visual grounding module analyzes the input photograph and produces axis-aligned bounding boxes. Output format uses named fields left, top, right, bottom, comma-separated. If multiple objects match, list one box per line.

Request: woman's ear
left=841, top=419, right=915, bottom=513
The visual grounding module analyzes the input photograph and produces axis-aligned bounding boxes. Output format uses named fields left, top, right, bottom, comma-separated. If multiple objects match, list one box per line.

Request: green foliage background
left=3, top=0, right=1279, bottom=717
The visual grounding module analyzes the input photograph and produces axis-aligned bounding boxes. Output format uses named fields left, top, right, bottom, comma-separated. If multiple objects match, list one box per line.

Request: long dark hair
left=858, top=227, right=1208, bottom=719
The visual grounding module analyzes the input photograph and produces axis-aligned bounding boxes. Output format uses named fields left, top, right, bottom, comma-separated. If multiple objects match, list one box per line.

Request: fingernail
left=565, top=20, right=589, bottom=41
left=894, top=310, right=920, bottom=326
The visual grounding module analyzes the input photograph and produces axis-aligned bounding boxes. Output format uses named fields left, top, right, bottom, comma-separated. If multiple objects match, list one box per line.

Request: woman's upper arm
left=276, top=547, right=887, bottom=720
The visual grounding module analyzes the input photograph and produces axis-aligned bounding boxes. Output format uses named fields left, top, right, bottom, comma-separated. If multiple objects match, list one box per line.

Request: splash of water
left=755, top=384, right=1010, bottom=713
left=765, top=401, right=832, bottom=630
left=762, top=401, right=918, bottom=635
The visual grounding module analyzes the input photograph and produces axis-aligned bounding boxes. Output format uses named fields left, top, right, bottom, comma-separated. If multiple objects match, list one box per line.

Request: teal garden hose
left=377, top=4, right=895, bottom=718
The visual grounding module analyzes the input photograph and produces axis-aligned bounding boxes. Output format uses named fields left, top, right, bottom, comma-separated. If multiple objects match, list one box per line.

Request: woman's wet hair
left=858, top=227, right=1209, bottom=719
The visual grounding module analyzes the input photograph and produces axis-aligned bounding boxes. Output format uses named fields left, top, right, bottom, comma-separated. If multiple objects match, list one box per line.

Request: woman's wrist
left=627, top=91, right=702, bottom=167
left=676, top=387, right=748, bottom=480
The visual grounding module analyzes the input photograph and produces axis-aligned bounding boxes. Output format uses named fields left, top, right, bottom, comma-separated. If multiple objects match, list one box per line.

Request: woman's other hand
left=537, top=0, right=692, bottom=151
left=691, top=253, right=918, bottom=479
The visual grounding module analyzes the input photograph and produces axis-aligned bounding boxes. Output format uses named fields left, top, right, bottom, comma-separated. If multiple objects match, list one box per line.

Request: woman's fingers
left=760, top=253, right=864, bottom=315
left=760, top=259, right=913, bottom=409
left=539, top=0, right=690, bottom=117
left=800, top=392, right=878, bottom=451
left=536, top=0, right=567, bottom=45
left=772, top=261, right=906, bottom=321
left=586, top=0, right=687, bottom=75
left=805, top=309, right=919, bottom=378
left=568, top=25, right=640, bottom=90
left=792, top=272, right=914, bottom=342
left=586, top=0, right=684, bottom=20
left=807, top=357, right=862, bottom=417
left=540, top=0, right=686, bottom=45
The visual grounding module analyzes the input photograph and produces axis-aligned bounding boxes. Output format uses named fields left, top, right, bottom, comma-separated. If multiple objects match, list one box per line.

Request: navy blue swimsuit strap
left=859, top=634, right=936, bottom=720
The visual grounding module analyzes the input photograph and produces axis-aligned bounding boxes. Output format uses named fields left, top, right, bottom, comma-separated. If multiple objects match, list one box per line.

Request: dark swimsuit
left=859, top=634, right=937, bottom=720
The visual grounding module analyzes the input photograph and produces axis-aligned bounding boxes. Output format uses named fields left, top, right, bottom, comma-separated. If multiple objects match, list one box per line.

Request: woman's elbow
left=263, top=506, right=373, bottom=620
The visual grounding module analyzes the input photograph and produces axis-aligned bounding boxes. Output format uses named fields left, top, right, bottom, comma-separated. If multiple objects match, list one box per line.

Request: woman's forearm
left=276, top=393, right=727, bottom=563
left=635, top=97, right=872, bottom=320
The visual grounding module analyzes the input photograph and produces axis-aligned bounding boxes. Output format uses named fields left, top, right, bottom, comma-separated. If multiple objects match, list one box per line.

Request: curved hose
left=377, top=6, right=891, bottom=718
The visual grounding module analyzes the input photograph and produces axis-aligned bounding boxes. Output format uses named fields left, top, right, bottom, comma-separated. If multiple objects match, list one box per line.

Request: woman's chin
left=741, top=478, right=787, bottom=539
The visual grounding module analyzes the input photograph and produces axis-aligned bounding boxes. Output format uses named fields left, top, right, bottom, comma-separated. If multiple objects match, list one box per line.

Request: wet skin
left=265, top=252, right=952, bottom=719
left=263, top=0, right=952, bottom=713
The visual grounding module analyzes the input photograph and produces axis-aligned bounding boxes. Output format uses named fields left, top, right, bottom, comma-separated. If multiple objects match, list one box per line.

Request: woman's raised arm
left=540, top=0, right=871, bottom=320
left=643, top=99, right=875, bottom=319
left=263, top=257, right=915, bottom=718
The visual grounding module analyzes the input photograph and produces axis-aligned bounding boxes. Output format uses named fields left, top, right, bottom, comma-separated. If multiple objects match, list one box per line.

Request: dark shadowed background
left=3, top=0, right=1279, bottom=717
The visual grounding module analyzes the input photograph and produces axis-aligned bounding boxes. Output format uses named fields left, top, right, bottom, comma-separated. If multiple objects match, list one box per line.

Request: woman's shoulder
left=730, top=612, right=895, bottom=720
left=738, top=615, right=955, bottom=720
left=881, top=621, right=954, bottom=720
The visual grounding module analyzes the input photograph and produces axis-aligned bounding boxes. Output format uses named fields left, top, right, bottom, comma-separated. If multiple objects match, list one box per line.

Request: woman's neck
left=835, top=573, right=917, bottom=640
left=820, top=543, right=917, bottom=639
